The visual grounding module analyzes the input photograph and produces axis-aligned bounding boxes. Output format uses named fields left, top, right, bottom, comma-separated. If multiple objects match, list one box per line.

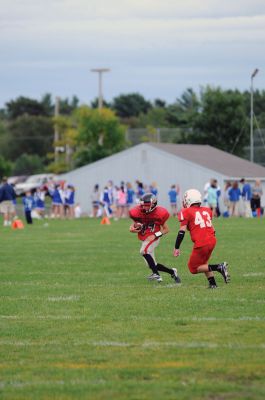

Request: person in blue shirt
left=168, top=184, right=180, bottom=216
left=135, top=181, right=145, bottom=203
left=126, top=182, right=135, bottom=216
left=240, top=178, right=252, bottom=218
left=207, top=181, right=218, bottom=217
left=149, top=182, right=158, bottom=197
left=48, top=183, right=64, bottom=218
left=22, top=191, right=35, bottom=224
left=0, top=177, right=17, bottom=226
left=34, top=187, right=46, bottom=218
left=100, top=186, right=113, bottom=217
left=65, top=185, right=75, bottom=219
left=228, top=181, right=241, bottom=216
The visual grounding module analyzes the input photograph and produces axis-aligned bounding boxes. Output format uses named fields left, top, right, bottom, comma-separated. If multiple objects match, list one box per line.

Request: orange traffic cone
left=100, top=216, right=111, bottom=225
left=12, top=219, right=24, bottom=229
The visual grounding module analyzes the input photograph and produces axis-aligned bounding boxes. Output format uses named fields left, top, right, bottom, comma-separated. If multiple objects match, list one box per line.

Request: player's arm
left=173, top=224, right=187, bottom=256
left=160, top=221, right=169, bottom=235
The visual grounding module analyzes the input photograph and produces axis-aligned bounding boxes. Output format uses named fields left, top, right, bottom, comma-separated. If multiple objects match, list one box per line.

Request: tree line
left=0, top=87, right=264, bottom=177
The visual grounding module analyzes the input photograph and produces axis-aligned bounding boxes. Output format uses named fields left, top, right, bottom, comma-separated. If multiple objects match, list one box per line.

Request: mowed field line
left=0, top=339, right=265, bottom=349
left=1, top=314, right=265, bottom=321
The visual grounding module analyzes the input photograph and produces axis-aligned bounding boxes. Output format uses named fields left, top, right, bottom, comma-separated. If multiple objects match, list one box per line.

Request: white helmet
left=183, top=189, right=202, bottom=208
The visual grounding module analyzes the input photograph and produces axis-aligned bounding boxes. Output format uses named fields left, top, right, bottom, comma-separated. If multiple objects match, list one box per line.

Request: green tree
left=90, top=98, right=111, bottom=109
left=189, top=87, right=248, bottom=155
left=6, top=96, right=49, bottom=119
left=47, top=115, right=78, bottom=173
left=112, top=93, right=152, bottom=118
left=58, top=96, right=80, bottom=115
left=166, top=88, right=200, bottom=128
left=5, top=115, right=54, bottom=161
left=74, top=106, right=127, bottom=166
left=12, top=154, right=44, bottom=175
left=0, top=155, right=12, bottom=178
left=0, top=119, right=11, bottom=158
left=137, top=107, right=169, bottom=128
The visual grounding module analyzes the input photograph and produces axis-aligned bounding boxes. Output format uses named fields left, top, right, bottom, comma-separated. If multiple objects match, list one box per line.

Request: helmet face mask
left=183, top=189, right=202, bottom=208
left=140, top=193, right=157, bottom=214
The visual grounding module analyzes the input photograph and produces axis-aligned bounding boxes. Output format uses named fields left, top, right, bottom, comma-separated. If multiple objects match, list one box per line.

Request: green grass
left=0, top=217, right=264, bottom=399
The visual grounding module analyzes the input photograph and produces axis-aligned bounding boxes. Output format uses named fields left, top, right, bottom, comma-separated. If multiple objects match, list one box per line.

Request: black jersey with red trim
left=129, top=205, right=170, bottom=241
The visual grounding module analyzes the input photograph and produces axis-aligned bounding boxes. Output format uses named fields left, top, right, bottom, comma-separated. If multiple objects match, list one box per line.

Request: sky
left=1, top=0, right=265, bottom=107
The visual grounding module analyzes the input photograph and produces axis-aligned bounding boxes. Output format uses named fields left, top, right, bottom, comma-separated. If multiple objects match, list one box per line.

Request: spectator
left=91, top=184, right=100, bottom=217
left=22, top=191, right=35, bottom=224
left=223, top=181, right=232, bottom=216
left=207, top=180, right=218, bottom=217
left=0, top=176, right=17, bottom=226
left=125, top=182, right=135, bottom=216
left=149, top=182, right=158, bottom=197
left=168, top=184, right=180, bottom=216
left=135, top=180, right=145, bottom=202
left=203, top=178, right=214, bottom=206
left=100, top=186, right=113, bottom=218
left=240, top=179, right=252, bottom=218
left=251, top=179, right=263, bottom=217
left=65, top=185, right=75, bottom=219
left=34, top=187, right=46, bottom=218
left=117, top=185, right=127, bottom=219
left=228, top=181, right=241, bottom=216
left=49, top=183, right=64, bottom=218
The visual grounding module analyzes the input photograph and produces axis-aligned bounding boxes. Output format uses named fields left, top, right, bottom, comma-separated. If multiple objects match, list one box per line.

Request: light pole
left=91, top=68, right=110, bottom=109
left=54, top=96, right=60, bottom=163
left=250, top=68, right=259, bottom=162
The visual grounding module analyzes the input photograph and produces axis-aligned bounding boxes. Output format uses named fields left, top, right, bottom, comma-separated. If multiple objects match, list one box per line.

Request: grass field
left=0, top=216, right=264, bottom=399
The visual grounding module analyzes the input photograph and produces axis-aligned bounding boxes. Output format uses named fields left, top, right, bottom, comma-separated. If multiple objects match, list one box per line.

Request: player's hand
left=129, top=223, right=142, bottom=233
left=173, top=249, right=180, bottom=257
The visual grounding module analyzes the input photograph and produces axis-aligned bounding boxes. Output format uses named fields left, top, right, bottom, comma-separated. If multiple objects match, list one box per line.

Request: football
left=133, top=222, right=143, bottom=230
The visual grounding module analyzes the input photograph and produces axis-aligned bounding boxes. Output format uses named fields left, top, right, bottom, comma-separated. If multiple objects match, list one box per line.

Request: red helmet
left=139, top=193, right=157, bottom=214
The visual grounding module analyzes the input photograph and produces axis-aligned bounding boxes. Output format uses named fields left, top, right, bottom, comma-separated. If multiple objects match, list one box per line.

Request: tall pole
left=91, top=68, right=110, bottom=109
left=250, top=68, right=259, bottom=163
left=54, top=96, right=60, bottom=163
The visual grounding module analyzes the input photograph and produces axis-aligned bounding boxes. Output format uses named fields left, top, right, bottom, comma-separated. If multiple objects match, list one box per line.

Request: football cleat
left=219, top=262, right=230, bottom=283
left=148, top=273, right=163, bottom=282
left=171, top=268, right=181, bottom=284
left=208, top=284, right=218, bottom=289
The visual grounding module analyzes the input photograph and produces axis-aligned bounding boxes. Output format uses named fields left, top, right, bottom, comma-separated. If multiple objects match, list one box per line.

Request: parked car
left=15, top=174, right=56, bottom=196
left=7, top=175, right=28, bottom=186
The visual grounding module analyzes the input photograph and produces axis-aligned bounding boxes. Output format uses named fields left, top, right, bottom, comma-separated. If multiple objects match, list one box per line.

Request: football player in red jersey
left=173, top=189, right=230, bottom=289
left=129, top=193, right=181, bottom=283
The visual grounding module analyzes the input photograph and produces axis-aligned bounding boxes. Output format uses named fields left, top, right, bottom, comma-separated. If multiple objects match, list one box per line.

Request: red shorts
left=188, top=239, right=217, bottom=274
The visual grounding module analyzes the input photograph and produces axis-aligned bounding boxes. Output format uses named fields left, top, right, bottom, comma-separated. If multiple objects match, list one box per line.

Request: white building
left=61, top=143, right=265, bottom=214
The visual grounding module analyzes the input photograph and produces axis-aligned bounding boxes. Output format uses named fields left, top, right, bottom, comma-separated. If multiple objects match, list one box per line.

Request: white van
left=15, top=174, right=56, bottom=195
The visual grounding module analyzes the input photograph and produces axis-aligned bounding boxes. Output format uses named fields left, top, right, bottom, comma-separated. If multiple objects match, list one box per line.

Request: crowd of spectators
left=0, top=175, right=264, bottom=226
left=204, top=178, right=263, bottom=218
left=0, top=177, right=80, bottom=226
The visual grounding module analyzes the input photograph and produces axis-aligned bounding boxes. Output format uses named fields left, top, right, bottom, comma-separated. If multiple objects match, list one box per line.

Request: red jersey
left=129, top=205, right=170, bottom=241
left=178, top=206, right=215, bottom=248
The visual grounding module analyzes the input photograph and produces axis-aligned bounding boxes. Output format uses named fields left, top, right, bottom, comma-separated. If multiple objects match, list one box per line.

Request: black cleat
left=171, top=268, right=181, bottom=284
left=219, top=262, right=230, bottom=283
left=208, top=284, right=218, bottom=289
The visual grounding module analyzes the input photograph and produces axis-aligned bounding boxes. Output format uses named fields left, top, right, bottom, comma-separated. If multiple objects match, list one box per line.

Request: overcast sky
left=1, top=0, right=265, bottom=107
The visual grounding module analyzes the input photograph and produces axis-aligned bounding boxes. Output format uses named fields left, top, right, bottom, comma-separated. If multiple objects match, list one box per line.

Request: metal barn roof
left=148, top=143, right=265, bottom=178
